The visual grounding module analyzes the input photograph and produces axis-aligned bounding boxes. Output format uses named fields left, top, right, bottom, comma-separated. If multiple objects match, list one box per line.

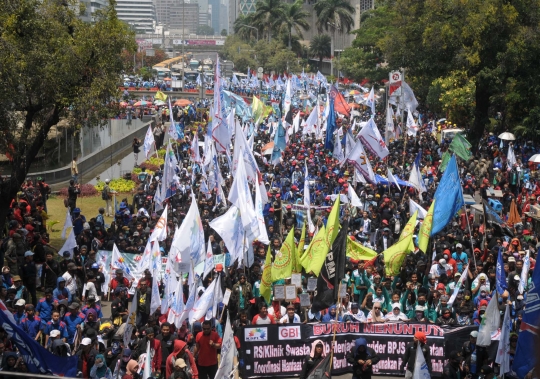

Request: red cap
left=286, top=205, right=292, bottom=209
left=269, top=208, right=274, bottom=212
left=215, top=263, right=223, bottom=272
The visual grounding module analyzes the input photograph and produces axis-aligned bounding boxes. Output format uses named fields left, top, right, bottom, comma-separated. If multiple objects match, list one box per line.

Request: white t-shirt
left=279, top=314, right=301, bottom=324
left=82, top=282, right=100, bottom=302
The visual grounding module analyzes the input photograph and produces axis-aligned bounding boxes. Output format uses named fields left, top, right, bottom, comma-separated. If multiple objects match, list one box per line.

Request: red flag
left=329, top=86, right=351, bottom=117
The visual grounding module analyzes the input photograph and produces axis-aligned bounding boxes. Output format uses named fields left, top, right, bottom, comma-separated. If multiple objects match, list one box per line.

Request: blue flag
left=325, top=96, right=336, bottom=151
left=496, top=247, right=507, bottom=295
left=0, top=309, right=78, bottom=376
left=431, top=155, right=464, bottom=235
left=513, top=265, right=540, bottom=378
left=271, top=120, right=286, bottom=164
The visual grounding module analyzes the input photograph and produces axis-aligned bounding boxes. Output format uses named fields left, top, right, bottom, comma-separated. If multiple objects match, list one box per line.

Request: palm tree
left=309, top=34, right=331, bottom=71
left=313, top=0, right=355, bottom=34
left=277, top=0, right=310, bottom=49
left=233, top=14, right=259, bottom=42
left=252, top=0, right=286, bottom=41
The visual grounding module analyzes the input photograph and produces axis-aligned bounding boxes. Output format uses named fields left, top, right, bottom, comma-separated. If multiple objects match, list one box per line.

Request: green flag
left=418, top=200, right=435, bottom=253
left=440, top=151, right=451, bottom=172
left=346, top=237, right=378, bottom=261
left=383, top=234, right=414, bottom=276
left=449, top=133, right=472, bottom=161
left=260, top=245, right=273, bottom=304
left=272, top=226, right=295, bottom=281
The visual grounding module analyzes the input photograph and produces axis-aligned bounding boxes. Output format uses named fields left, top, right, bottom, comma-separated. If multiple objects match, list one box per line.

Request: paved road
left=100, top=301, right=401, bottom=379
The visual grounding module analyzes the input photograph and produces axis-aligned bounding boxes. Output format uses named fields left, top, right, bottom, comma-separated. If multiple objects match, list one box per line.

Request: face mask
left=96, top=362, right=104, bottom=368
left=122, top=357, right=130, bottom=363
left=418, top=300, right=426, bottom=306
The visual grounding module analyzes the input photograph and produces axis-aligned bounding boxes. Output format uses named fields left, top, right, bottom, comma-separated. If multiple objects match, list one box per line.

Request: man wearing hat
left=21, top=250, right=37, bottom=306
left=443, top=351, right=463, bottom=379
left=44, top=310, right=69, bottom=347
left=64, top=302, right=85, bottom=345
left=171, top=358, right=189, bottom=379
left=401, top=331, right=432, bottom=378
left=111, top=269, right=130, bottom=292
left=279, top=304, right=301, bottom=324
left=11, top=275, right=27, bottom=304
left=75, top=337, right=98, bottom=378
left=376, top=228, right=395, bottom=253
left=13, top=299, right=26, bottom=325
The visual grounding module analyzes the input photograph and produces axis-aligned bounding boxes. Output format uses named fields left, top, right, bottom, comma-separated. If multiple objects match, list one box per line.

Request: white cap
left=392, top=303, right=401, bottom=310
left=15, top=299, right=26, bottom=306
left=105, top=179, right=110, bottom=183
left=81, top=337, right=92, bottom=346
left=470, top=331, right=478, bottom=338
left=50, top=330, right=61, bottom=338
left=514, top=275, right=520, bottom=281
left=415, top=305, right=425, bottom=312
left=439, top=259, right=446, bottom=265
left=480, top=286, right=489, bottom=292
left=456, top=243, right=463, bottom=248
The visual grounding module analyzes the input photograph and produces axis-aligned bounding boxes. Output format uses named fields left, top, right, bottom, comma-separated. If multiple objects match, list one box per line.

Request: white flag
left=366, top=87, right=376, bottom=115
left=519, top=251, right=530, bottom=293
left=448, top=263, right=468, bottom=307
left=171, top=195, right=205, bottom=269
left=284, top=79, right=292, bottom=115
left=304, top=106, right=318, bottom=135
left=61, top=208, right=73, bottom=240
left=150, top=266, right=161, bottom=315
left=357, top=118, right=389, bottom=159
left=412, top=342, right=430, bottom=379
left=348, top=185, right=363, bottom=208
left=233, top=119, right=260, bottom=184
left=303, top=162, right=315, bottom=233
left=214, top=312, right=237, bottom=379
left=333, top=133, right=345, bottom=164
left=143, top=341, right=152, bottom=379
left=385, top=106, right=395, bottom=144
left=212, top=58, right=230, bottom=152
left=496, top=304, right=512, bottom=374
left=401, top=81, right=419, bottom=114
left=209, top=206, right=245, bottom=265
left=228, top=148, right=259, bottom=241
left=149, top=204, right=168, bottom=242
left=408, top=159, right=427, bottom=199
left=189, top=279, right=217, bottom=323
left=123, top=293, right=138, bottom=348
left=347, top=140, right=376, bottom=183
left=409, top=199, right=428, bottom=219
left=111, top=243, right=134, bottom=280
left=59, top=229, right=77, bottom=258
left=507, top=145, right=517, bottom=167
left=387, top=169, right=401, bottom=191
left=203, top=238, right=215, bottom=279
left=179, top=279, right=197, bottom=325
left=293, top=112, right=301, bottom=133
left=254, top=177, right=270, bottom=244
left=167, top=277, right=185, bottom=328
left=477, top=294, right=501, bottom=346
left=212, top=273, right=223, bottom=318
left=406, top=107, right=418, bottom=137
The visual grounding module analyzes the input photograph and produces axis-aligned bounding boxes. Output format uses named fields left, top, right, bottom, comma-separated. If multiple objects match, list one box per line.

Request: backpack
left=101, top=185, right=110, bottom=200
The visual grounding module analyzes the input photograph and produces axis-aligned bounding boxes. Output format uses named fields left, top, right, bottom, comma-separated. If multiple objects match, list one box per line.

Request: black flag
left=306, top=353, right=332, bottom=379
left=311, top=220, right=348, bottom=312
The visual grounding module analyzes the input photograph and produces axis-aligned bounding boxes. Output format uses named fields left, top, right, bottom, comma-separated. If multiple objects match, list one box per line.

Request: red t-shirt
left=195, top=331, right=222, bottom=366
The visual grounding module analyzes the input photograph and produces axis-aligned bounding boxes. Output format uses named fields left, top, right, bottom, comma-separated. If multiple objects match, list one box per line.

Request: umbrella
left=499, top=132, right=515, bottom=140
left=174, top=99, right=192, bottom=107
left=529, top=154, right=540, bottom=163
left=119, top=101, right=128, bottom=108
left=507, top=199, right=521, bottom=227
left=154, top=100, right=165, bottom=106
left=133, top=100, right=147, bottom=107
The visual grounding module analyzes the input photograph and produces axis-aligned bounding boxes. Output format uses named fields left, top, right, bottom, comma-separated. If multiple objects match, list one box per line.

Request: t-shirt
left=195, top=331, right=222, bottom=367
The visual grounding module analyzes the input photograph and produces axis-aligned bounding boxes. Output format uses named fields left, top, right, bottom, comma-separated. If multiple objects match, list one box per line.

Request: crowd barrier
left=238, top=323, right=476, bottom=377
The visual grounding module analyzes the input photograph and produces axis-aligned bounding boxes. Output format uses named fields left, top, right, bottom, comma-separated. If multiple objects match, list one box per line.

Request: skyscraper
left=115, top=0, right=155, bottom=33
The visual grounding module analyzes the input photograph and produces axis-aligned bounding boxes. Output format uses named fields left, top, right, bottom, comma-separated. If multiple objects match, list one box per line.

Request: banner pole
left=329, top=281, right=343, bottom=371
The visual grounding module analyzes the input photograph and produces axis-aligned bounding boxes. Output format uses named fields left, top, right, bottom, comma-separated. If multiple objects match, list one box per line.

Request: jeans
left=197, top=364, right=218, bottom=379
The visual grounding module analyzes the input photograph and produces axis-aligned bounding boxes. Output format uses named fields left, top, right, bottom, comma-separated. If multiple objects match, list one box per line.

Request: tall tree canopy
left=0, top=0, right=135, bottom=229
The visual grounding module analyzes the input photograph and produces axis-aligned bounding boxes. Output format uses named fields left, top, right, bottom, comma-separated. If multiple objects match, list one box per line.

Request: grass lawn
left=46, top=194, right=132, bottom=250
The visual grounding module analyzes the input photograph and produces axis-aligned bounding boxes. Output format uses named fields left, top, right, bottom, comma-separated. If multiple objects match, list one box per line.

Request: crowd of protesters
left=0, top=79, right=537, bottom=379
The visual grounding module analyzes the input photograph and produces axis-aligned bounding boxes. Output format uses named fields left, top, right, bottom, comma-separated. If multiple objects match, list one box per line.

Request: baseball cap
left=215, top=263, right=223, bottom=272
left=392, top=303, right=401, bottom=310
left=456, top=243, right=463, bottom=248
left=415, top=305, right=425, bottom=312
left=69, top=302, right=80, bottom=310
left=15, top=299, right=26, bottom=306
left=80, top=337, right=92, bottom=345
left=91, top=263, right=99, bottom=269
left=175, top=358, right=187, bottom=368
left=480, top=286, right=488, bottom=292
left=439, top=259, right=446, bottom=265
left=470, top=331, right=478, bottom=338
left=50, top=330, right=61, bottom=338
left=24, top=251, right=34, bottom=257
left=508, top=256, right=516, bottom=262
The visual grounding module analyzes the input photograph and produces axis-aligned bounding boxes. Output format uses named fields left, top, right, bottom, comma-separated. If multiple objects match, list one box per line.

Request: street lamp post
left=327, top=21, right=340, bottom=77
left=243, top=25, right=259, bottom=42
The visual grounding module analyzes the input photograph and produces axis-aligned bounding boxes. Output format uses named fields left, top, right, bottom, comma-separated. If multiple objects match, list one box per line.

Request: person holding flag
left=401, top=332, right=432, bottom=379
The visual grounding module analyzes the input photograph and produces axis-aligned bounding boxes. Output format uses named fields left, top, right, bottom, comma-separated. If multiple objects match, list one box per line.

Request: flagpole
left=456, top=160, right=477, bottom=268
left=329, top=280, right=343, bottom=372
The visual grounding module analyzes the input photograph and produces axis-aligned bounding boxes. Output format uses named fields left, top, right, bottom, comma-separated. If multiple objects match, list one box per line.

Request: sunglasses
left=373, top=307, right=381, bottom=310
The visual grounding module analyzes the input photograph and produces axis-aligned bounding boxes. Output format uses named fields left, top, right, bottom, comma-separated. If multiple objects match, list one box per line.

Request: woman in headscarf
left=122, top=359, right=140, bottom=379
left=322, top=305, right=342, bottom=322
left=112, top=348, right=133, bottom=378
left=90, top=354, right=113, bottom=379
left=299, top=340, right=326, bottom=379
left=84, top=308, right=101, bottom=332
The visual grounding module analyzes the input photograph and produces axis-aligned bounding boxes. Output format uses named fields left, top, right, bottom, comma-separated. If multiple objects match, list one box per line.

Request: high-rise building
left=156, top=0, right=199, bottom=33
left=228, top=0, right=256, bottom=33
left=115, top=0, right=155, bottom=33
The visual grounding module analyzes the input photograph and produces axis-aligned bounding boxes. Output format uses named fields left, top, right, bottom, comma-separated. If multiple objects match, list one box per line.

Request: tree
left=0, top=0, right=135, bottom=231
left=277, top=0, right=310, bottom=49
left=309, top=34, right=331, bottom=71
left=221, top=29, right=228, bottom=36
left=313, top=0, right=355, bottom=34
left=252, top=0, right=286, bottom=41
left=197, top=25, right=215, bottom=36
left=233, top=14, right=259, bottom=42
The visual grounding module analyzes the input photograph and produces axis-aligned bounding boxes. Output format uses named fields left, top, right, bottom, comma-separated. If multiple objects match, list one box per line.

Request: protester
left=300, top=340, right=327, bottom=379
left=346, top=337, right=380, bottom=379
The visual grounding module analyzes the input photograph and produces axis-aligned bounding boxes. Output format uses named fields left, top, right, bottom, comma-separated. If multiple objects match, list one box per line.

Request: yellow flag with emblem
left=252, top=96, right=264, bottom=125
left=260, top=245, right=273, bottom=304
left=272, top=226, right=295, bottom=281
left=294, top=223, right=306, bottom=273
left=399, top=210, right=417, bottom=252
left=418, top=200, right=435, bottom=253
left=346, top=236, right=378, bottom=261
left=325, top=197, right=341, bottom=249
left=383, top=234, right=413, bottom=276
left=299, top=224, right=326, bottom=276
left=155, top=91, right=168, bottom=101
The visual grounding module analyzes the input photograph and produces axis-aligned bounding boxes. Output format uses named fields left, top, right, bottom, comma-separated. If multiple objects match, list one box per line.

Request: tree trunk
left=0, top=105, right=61, bottom=235
left=319, top=57, right=323, bottom=71
left=473, top=77, right=491, bottom=142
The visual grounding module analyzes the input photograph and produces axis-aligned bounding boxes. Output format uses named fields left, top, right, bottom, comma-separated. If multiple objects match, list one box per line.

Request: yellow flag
left=299, top=225, right=327, bottom=276
left=252, top=96, right=264, bottom=125
left=155, top=91, right=168, bottom=101
left=294, top=223, right=306, bottom=273
left=260, top=245, right=273, bottom=304
left=418, top=200, right=435, bottom=253
left=263, top=104, right=273, bottom=119
left=399, top=210, right=417, bottom=252
left=383, top=235, right=413, bottom=276
left=346, top=236, right=378, bottom=261
left=325, top=197, right=341, bottom=248
left=272, top=227, right=296, bottom=281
